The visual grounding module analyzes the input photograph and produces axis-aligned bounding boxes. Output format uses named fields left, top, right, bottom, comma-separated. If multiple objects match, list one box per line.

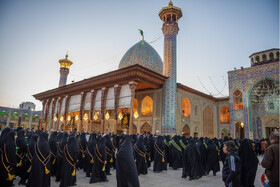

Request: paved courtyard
left=15, top=157, right=265, bottom=187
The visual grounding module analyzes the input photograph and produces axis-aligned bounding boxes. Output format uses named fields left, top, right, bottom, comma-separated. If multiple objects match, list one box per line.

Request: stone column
left=129, top=81, right=138, bottom=135
left=50, top=98, right=57, bottom=130
left=44, top=100, right=51, bottom=131
left=114, top=85, right=121, bottom=134
left=89, top=90, right=96, bottom=133
left=100, top=87, right=108, bottom=135
left=39, top=100, right=46, bottom=130
left=56, top=97, right=63, bottom=131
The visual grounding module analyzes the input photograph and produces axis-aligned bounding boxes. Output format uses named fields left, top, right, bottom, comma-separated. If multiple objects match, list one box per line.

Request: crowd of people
left=0, top=126, right=278, bottom=187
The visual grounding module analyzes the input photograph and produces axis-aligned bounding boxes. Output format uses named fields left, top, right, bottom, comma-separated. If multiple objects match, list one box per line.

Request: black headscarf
left=0, top=127, right=11, bottom=151
left=5, top=131, right=17, bottom=167
left=116, top=134, right=140, bottom=187
left=16, top=129, right=27, bottom=153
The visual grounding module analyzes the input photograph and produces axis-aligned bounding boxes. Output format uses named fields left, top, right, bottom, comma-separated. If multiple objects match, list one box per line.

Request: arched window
left=262, top=54, right=267, bottom=61
left=134, top=98, right=139, bottom=113
left=203, top=105, right=214, bottom=138
left=141, top=96, right=153, bottom=116
left=276, top=52, right=279, bottom=59
left=233, top=90, right=243, bottom=110
left=269, top=53, right=274, bottom=60
left=182, top=97, right=191, bottom=118
left=255, top=56, right=260, bottom=62
left=220, top=106, right=230, bottom=123
left=251, top=58, right=254, bottom=64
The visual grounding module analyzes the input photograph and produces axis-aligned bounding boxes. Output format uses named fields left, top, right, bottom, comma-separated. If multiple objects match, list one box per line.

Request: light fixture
left=60, top=116, right=64, bottom=122
left=75, top=115, right=79, bottom=121
left=105, top=112, right=110, bottom=120
left=83, top=113, right=88, bottom=121
left=134, top=110, right=139, bottom=119
left=240, top=122, right=244, bottom=128
left=54, top=116, right=58, bottom=122
left=67, top=115, right=71, bottom=122
left=93, top=113, right=98, bottom=120
left=118, top=111, right=123, bottom=120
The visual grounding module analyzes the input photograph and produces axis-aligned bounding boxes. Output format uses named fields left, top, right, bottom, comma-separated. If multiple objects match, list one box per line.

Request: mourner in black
left=205, top=139, right=220, bottom=176
left=0, top=131, right=17, bottom=187
left=56, top=132, right=68, bottom=182
left=85, top=133, right=97, bottom=177
left=116, top=134, right=140, bottom=187
left=60, top=135, right=79, bottom=187
left=238, top=139, right=258, bottom=187
left=16, top=129, right=28, bottom=185
left=28, top=132, right=51, bottom=187
left=105, top=134, right=114, bottom=175
left=49, top=131, right=58, bottom=176
left=153, top=135, right=167, bottom=173
left=134, top=135, right=148, bottom=175
left=78, top=132, right=87, bottom=171
left=90, top=135, right=108, bottom=183
left=196, top=137, right=207, bottom=174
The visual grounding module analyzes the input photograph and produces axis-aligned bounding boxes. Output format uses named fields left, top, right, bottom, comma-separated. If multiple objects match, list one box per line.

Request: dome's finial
left=139, top=29, right=144, bottom=40
left=169, top=0, right=173, bottom=6
left=65, top=49, right=69, bottom=59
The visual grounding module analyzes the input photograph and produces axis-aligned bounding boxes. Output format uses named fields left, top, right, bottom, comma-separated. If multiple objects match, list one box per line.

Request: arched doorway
left=265, top=119, right=279, bottom=138
left=141, top=96, right=153, bottom=116
left=221, top=128, right=229, bottom=138
left=235, top=122, right=245, bottom=139
left=182, top=124, right=190, bottom=137
left=140, top=122, right=152, bottom=134
left=203, top=105, right=214, bottom=138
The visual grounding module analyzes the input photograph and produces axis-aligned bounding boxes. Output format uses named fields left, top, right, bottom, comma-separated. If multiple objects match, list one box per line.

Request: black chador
left=0, top=131, right=17, bottom=187
left=170, top=135, right=182, bottom=170
left=60, top=135, right=79, bottom=187
left=205, top=139, right=220, bottom=176
left=78, top=132, right=87, bottom=171
left=221, top=136, right=229, bottom=165
left=116, top=134, right=140, bottom=187
left=48, top=131, right=58, bottom=176
left=28, top=132, right=51, bottom=187
left=55, top=132, right=68, bottom=182
left=25, top=134, right=38, bottom=186
left=90, top=136, right=108, bottom=183
left=111, top=135, right=117, bottom=169
left=15, top=129, right=28, bottom=184
left=144, top=136, right=151, bottom=168
left=148, top=134, right=155, bottom=161
left=163, top=135, right=170, bottom=164
left=182, top=138, right=204, bottom=180
left=85, top=133, right=97, bottom=177
left=134, top=136, right=147, bottom=175
left=0, top=127, right=11, bottom=153
left=196, top=137, right=207, bottom=173
left=105, top=134, right=114, bottom=175
left=153, top=135, right=167, bottom=173
left=238, top=139, right=258, bottom=187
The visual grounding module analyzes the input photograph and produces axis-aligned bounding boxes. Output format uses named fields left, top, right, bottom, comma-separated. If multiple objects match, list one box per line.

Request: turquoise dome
left=119, top=40, right=163, bottom=74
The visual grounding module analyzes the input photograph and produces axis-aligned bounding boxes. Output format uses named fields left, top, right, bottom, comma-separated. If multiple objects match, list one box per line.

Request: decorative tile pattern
left=119, top=40, right=163, bottom=74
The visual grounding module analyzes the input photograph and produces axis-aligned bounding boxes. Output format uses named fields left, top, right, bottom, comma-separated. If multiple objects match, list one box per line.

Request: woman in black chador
left=25, top=134, right=38, bottom=186
left=85, top=133, right=97, bottom=177
left=90, top=136, right=108, bottom=183
left=196, top=137, right=207, bottom=174
left=182, top=138, right=204, bottom=180
left=78, top=132, right=87, bottom=171
left=144, top=136, right=152, bottom=168
left=170, top=135, right=182, bottom=170
left=153, top=135, right=167, bottom=173
left=105, top=134, right=114, bottom=175
left=116, top=134, right=140, bottom=187
left=56, top=132, right=68, bottom=182
left=0, top=127, right=11, bottom=152
left=60, top=135, right=79, bottom=187
left=205, top=139, right=220, bottom=176
left=48, top=131, right=58, bottom=176
left=0, top=131, right=17, bottom=187
left=134, top=135, right=147, bottom=175
left=28, top=132, right=51, bottom=187
left=16, top=129, right=28, bottom=185
left=238, top=139, right=258, bottom=187
left=163, top=135, right=170, bottom=164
